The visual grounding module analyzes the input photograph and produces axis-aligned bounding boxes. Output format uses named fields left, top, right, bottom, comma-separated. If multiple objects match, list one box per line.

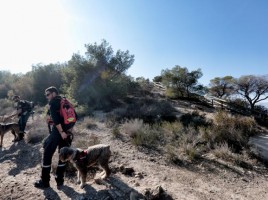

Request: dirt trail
left=1, top=117, right=268, bottom=200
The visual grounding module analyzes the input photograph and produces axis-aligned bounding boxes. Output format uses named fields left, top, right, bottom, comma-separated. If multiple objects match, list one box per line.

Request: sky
left=0, top=0, right=268, bottom=86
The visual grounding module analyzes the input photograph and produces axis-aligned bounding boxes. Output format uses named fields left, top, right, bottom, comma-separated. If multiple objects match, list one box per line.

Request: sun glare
left=0, top=0, right=72, bottom=73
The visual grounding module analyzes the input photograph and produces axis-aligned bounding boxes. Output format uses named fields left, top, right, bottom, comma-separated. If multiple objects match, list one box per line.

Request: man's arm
left=9, top=108, right=22, bottom=118
left=55, top=124, right=68, bottom=139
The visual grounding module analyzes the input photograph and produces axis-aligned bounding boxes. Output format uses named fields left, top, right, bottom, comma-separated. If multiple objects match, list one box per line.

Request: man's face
left=45, top=91, right=54, bottom=101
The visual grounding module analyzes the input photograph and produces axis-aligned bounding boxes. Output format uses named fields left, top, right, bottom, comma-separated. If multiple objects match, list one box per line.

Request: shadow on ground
left=49, top=175, right=174, bottom=200
left=0, top=139, right=41, bottom=176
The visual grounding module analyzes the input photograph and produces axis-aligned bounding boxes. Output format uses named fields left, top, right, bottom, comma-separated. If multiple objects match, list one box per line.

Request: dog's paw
left=101, top=174, right=108, bottom=180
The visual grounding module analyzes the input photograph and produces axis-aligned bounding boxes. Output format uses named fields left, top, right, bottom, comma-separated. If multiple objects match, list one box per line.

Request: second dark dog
left=0, top=122, right=20, bottom=147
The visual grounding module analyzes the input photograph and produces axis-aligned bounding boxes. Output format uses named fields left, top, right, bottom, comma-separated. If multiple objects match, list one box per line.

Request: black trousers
left=41, top=126, right=72, bottom=184
left=18, top=112, right=30, bottom=133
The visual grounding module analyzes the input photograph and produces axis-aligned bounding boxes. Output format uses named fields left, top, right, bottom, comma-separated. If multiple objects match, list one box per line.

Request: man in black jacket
left=34, top=86, right=76, bottom=189
left=9, top=95, right=32, bottom=140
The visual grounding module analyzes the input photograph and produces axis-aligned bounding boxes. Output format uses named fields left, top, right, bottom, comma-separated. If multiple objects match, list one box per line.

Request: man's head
left=12, top=95, right=20, bottom=102
left=45, top=86, right=59, bottom=101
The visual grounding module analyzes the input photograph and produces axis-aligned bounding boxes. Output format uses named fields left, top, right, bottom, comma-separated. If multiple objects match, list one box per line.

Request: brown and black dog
left=59, top=144, right=111, bottom=188
left=0, top=122, right=20, bottom=147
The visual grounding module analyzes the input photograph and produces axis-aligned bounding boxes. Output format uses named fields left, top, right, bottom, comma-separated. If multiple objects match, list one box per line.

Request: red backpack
left=59, top=97, right=77, bottom=125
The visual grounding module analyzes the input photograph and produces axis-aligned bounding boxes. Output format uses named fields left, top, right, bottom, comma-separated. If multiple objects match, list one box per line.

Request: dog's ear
left=59, top=147, right=65, bottom=155
left=60, top=147, right=74, bottom=161
left=59, top=147, right=68, bottom=160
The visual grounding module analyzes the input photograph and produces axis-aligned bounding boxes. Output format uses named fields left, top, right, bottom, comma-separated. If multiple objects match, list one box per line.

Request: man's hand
left=61, top=131, right=68, bottom=140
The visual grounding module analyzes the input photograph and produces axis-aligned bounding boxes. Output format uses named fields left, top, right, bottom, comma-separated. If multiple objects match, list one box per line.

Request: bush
left=131, top=124, right=162, bottom=147
left=208, top=111, right=257, bottom=152
left=112, top=125, right=121, bottom=138
left=180, top=111, right=210, bottom=128
left=161, top=121, right=184, bottom=140
left=0, top=98, right=14, bottom=115
left=75, top=105, right=93, bottom=119
left=212, top=142, right=234, bottom=160
left=122, top=119, right=144, bottom=138
left=113, top=98, right=177, bottom=123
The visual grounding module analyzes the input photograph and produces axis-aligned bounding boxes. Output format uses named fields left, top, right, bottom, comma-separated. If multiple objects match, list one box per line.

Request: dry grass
left=121, top=119, right=144, bottom=138
left=121, top=119, right=162, bottom=147
left=76, top=117, right=98, bottom=130
left=210, top=111, right=257, bottom=148
left=161, top=121, right=184, bottom=140
left=73, top=133, right=100, bottom=149
left=212, top=142, right=234, bottom=161
left=112, top=125, right=121, bottom=138
left=25, top=115, right=48, bottom=144
left=177, top=129, right=202, bottom=161
left=0, top=99, right=14, bottom=115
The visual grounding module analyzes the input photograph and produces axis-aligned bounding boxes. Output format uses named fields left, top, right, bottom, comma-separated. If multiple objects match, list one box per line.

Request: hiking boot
left=18, top=132, right=25, bottom=141
left=56, top=182, right=64, bottom=190
left=34, top=180, right=50, bottom=189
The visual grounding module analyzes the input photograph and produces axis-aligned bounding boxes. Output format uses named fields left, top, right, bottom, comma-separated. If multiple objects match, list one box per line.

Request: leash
left=65, top=131, right=74, bottom=147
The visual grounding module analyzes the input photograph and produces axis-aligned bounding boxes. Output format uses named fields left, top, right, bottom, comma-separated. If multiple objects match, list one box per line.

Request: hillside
left=1, top=99, right=268, bottom=200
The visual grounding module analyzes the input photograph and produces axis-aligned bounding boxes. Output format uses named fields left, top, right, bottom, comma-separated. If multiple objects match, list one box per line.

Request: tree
left=32, top=63, right=64, bottom=105
left=153, top=75, right=162, bottom=82
left=11, top=73, right=34, bottom=100
left=62, top=40, right=135, bottom=108
left=161, top=66, right=203, bottom=98
left=0, top=71, right=18, bottom=98
left=208, top=76, right=234, bottom=98
left=234, top=75, right=268, bottom=111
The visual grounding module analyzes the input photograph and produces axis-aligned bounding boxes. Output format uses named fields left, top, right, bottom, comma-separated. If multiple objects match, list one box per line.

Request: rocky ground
left=1, top=114, right=268, bottom=200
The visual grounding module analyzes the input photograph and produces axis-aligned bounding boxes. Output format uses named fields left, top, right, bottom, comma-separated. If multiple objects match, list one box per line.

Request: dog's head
left=59, top=147, right=75, bottom=162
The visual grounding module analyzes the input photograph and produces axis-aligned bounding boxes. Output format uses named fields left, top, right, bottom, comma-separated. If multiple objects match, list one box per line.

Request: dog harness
left=74, top=150, right=88, bottom=163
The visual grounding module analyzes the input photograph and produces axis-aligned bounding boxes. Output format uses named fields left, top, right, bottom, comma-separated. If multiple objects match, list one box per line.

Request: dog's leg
left=77, top=170, right=81, bottom=184
left=99, top=170, right=106, bottom=176
left=99, top=159, right=111, bottom=179
left=11, top=129, right=17, bottom=142
left=79, top=168, right=87, bottom=189
left=0, top=133, right=3, bottom=147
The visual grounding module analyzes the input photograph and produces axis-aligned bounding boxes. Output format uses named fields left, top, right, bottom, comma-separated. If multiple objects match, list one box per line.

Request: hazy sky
left=0, top=0, right=268, bottom=86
